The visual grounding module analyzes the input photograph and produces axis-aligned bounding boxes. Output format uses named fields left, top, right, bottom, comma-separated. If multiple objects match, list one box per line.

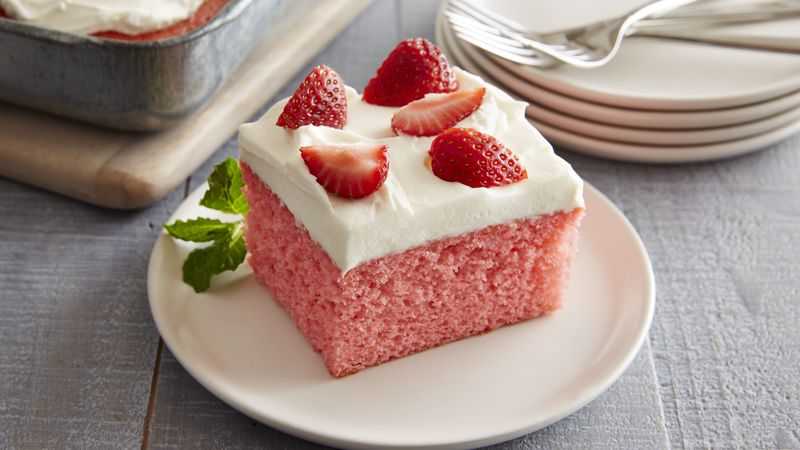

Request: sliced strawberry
left=363, top=38, right=457, bottom=107
left=429, top=128, right=527, bottom=188
left=300, top=145, right=389, bottom=199
left=391, top=87, right=485, bottom=137
left=276, top=65, right=347, bottom=129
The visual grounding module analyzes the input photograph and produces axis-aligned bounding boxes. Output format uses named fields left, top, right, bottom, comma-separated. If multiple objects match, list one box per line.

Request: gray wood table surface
left=2, top=1, right=799, bottom=448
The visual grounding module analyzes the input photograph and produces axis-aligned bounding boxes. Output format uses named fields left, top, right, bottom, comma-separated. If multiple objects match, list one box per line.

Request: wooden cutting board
left=0, top=0, right=374, bottom=209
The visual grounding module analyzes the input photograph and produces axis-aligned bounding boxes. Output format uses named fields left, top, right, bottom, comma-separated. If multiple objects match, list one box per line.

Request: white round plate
left=460, top=0, right=800, bottom=110
left=532, top=119, right=800, bottom=163
left=526, top=102, right=800, bottom=146
left=437, top=14, right=800, bottom=130
left=148, top=182, right=655, bottom=450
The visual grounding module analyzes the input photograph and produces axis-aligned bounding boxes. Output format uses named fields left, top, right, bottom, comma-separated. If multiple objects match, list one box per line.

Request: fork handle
left=634, top=7, right=800, bottom=29
left=623, top=0, right=704, bottom=27
left=630, top=28, right=800, bottom=53
left=642, top=0, right=799, bottom=22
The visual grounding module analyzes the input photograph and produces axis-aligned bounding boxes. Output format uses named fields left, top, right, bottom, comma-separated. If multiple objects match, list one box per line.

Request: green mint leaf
left=164, top=218, right=237, bottom=243
left=181, top=225, right=247, bottom=293
left=223, top=227, right=248, bottom=272
left=164, top=158, right=251, bottom=293
left=200, top=157, right=249, bottom=216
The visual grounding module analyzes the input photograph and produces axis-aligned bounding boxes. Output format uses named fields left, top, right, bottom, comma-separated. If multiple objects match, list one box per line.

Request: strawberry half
left=392, top=87, right=485, bottom=137
left=363, top=38, right=457, bottom=107
left=300, top=145, right=389, bottom=199
left=428, top=128, right=527, bottom=188
left=276, top=65, right=347, bottom=129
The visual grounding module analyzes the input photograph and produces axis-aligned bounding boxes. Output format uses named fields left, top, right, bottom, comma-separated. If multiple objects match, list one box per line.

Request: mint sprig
left=164, top=157, right=249, bottom=293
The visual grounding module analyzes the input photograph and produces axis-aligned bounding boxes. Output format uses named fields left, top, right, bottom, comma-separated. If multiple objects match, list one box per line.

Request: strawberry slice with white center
left=300, top=144, right=389, bottom=199
left=391, top=87, right=485, bottom=137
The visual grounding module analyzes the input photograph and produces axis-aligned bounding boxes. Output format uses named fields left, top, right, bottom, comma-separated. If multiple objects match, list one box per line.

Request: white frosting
left=0, top=0, right=204, bottom=35
left=239, top=69, right=584, bottom=273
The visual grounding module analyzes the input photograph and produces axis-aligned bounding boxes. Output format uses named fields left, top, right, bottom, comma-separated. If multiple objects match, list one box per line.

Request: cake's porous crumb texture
left=241, top=163, right=583, bottom=377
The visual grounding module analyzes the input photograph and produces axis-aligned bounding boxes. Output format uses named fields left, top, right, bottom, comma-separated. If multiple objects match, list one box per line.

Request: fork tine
left=445, top=12, right=528, bottom=48
left=449, top=23, right=539, bottom=57
left=447, top=22, right=554, bottom=66
left=449, top=0, right=530, bottom=34
left=452, top=29, right=554, bottom=66
left=446, top=2, right=592, bottom=60
left=453, top=25, right=593, bottom=64
left=446, top=9, right=567, bottom=50
left=446, top=10, right=590, bottom=58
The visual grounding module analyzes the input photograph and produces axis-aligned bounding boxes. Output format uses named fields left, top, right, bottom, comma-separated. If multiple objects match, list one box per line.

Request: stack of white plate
left=436, top=0, right=800, bottom=163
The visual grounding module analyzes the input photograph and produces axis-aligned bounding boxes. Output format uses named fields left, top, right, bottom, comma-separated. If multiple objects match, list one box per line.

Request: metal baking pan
left=0, top=0, right=292, bottom=131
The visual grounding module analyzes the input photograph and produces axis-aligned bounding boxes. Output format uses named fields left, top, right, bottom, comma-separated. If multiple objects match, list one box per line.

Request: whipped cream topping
left=239, top=69, right=584, bottom=273
left=0, top=0, right=204, bottom=35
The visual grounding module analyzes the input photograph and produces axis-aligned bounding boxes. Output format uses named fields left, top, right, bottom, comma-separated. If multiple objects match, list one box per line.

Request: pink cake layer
left=241, top=163, right=584, bottom=377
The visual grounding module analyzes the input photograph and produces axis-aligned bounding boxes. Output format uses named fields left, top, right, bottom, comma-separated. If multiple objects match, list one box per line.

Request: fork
left=445, top=0, right=700, bottom=68
left=445, top=0, right=800, bottom=68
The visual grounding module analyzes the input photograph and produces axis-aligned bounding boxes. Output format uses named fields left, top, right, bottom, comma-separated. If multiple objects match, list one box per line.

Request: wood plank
left=147, top=343, right=667, bottom=449
left=564, top=136, right=800, bottom=449
left=487, top=342, right=668, bottom=449
left=147, top=347, right=330, bottom=450
left=0, top=179, right=185, bottom=447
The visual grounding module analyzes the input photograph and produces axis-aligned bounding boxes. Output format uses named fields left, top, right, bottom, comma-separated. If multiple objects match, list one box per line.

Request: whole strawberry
left=276, top=65, right=347, bottom=129
left=429, top=128, right=527, bottom=188
left=363, top=38, right=458, bottom=107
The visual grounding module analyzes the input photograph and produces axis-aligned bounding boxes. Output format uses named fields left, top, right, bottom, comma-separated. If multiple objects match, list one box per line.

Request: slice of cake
left=239, top=39, right=584, bottom=377
left=0, top=0, right=228, bottom=41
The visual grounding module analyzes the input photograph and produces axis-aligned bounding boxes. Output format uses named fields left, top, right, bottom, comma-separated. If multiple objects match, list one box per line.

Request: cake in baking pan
left=0, top=0, right=229, bottom=40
